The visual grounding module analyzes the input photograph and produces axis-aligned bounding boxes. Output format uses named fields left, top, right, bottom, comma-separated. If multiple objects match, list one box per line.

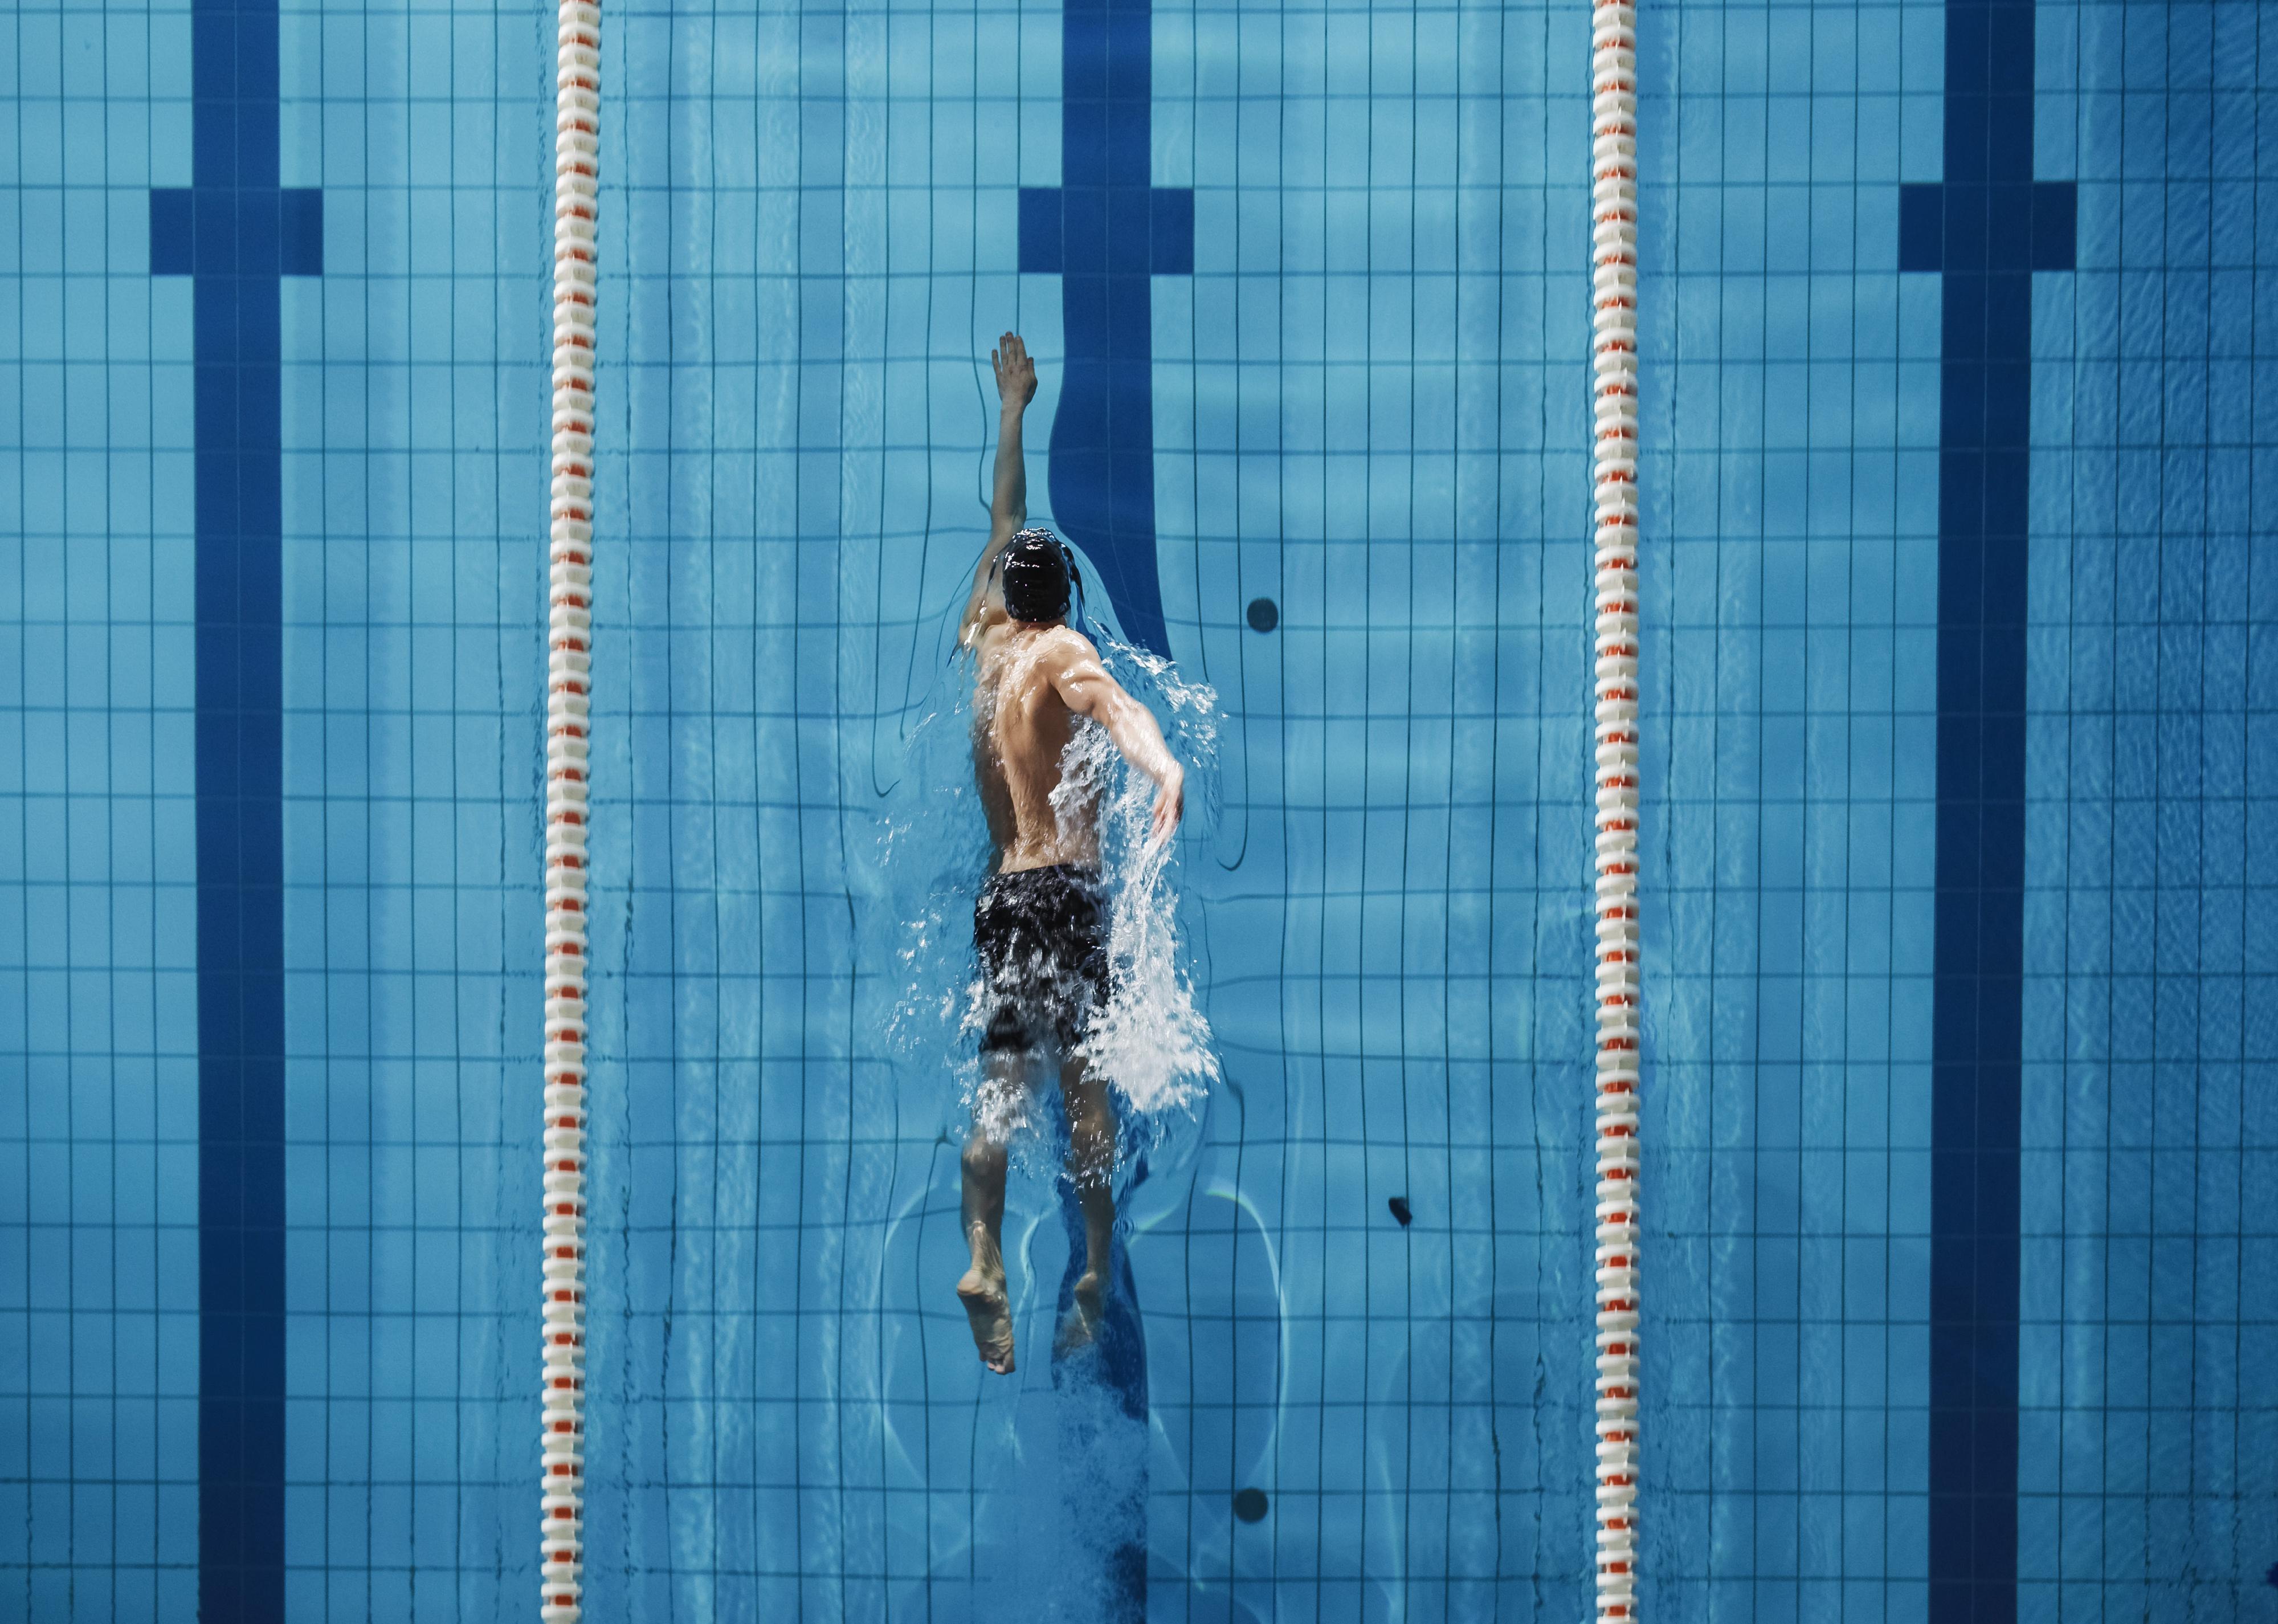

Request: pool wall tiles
left=6, top=3, right=205, bottom=1621
left=2019, top=5, right=2278, bottom=1621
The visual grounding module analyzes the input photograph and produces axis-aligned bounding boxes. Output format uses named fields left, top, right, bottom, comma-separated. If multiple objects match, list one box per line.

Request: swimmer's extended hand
left=993, top=333, right=1036, bottom=413
left=1150, top=764, right=1186, bottom=850
left=971, top=334, right=1040, bottom=637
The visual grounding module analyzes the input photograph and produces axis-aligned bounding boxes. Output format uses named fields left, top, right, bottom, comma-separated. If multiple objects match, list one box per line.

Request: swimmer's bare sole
left=958, top=1268, right=1015, bottom=1374
left=1054, top=1270, right=1105, bottom=1356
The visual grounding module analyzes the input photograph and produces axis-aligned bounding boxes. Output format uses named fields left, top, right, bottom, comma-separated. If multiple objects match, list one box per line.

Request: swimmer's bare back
left=969, top=624, right=1108, bottom=871
left=966, top=618, right=1182, bottom=866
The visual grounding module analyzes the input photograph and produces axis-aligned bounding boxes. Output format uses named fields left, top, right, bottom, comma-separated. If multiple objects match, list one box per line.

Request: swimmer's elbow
left=1056, top=673, right=1108, bottom=720
left=1084, top=683, right=1157, bottom=748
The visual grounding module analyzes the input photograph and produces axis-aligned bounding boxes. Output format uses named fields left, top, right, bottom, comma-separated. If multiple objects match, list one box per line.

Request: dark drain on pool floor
left=1232, top=1488, right=1268, bottom=1523
left=1246, top=597, right=1279, bottom=633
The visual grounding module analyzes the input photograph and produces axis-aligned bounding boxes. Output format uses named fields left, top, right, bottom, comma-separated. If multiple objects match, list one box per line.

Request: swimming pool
left=4, top=0, right=2274, bottom=1617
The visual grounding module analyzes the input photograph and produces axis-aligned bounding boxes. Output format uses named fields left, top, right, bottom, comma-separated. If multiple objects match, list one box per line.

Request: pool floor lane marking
left=1899, top=2, right=2075, bottom=1617
left=1016, top=0, right=1193, bottom=660
left=148, top=0, right=322, bottom=1615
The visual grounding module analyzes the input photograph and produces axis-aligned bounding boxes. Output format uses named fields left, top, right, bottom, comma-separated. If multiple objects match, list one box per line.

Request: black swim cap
left=1001, top=528, right=1071, bottom=623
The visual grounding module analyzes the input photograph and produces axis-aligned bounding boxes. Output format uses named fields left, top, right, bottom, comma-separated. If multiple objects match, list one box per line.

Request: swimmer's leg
left=1054, top=1053, right=1116, bottom=1353
left=958, top=1048, right=1027, bottom=1374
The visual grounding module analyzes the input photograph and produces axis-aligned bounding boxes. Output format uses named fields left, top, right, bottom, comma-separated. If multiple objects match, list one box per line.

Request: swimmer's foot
left=958, top=1268, right=1015, bottom=1374
left=1055, top=1269, right=1106, bottom=1356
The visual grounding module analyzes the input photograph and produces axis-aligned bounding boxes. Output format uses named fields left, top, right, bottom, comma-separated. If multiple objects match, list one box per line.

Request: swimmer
left=952, top=333, right=1186, bottom=1374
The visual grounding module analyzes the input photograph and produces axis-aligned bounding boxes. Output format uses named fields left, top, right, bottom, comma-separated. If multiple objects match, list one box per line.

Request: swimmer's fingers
left=1149, top=781, right=1185, bottom=847
left=995, top=333, right=1037, bottom=405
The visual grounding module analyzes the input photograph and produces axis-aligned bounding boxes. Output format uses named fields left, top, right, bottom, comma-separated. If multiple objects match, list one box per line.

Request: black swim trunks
left=974, top=864, right=1111, bottom=1056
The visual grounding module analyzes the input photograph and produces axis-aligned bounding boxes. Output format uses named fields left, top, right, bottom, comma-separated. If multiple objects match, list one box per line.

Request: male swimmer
left=952, top=333, right=1186, bottom=1374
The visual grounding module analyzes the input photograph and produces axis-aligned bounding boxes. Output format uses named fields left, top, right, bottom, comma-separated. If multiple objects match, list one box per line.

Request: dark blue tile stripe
left=150, top=187, right=325, bottom=278
left=151, top=1, right=317, bottom=1617
left=1005, top=3, right=1190, bottom=1607
left=1015, top=0, right=1192, bottom=658
left=1908, top=3, right=2074, bottom=1618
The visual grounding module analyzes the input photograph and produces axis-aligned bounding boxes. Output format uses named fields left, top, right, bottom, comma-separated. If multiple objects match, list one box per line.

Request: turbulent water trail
left=1052, top=647, right=1219, bottom=1121
left=879, top=633, right=1219, bottom=1166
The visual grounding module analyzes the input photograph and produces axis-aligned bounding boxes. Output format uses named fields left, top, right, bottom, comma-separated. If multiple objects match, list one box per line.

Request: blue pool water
left=4, top=0, right=2277, bottom=1618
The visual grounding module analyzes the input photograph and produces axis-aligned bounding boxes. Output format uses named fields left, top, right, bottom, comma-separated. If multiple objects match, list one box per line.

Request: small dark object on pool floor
left=1232, top=1488, right=1268, bottom=1523
left=1388, top=1196, right=1412, bottom=1226
left=1246, top=597, right=1279, bottom=633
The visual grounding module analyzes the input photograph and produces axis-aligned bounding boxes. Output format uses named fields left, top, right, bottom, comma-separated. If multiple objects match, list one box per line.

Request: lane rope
left=1589, top=0, right=1642, bottom=1615
left=541, top=0, right=600, bottom=1616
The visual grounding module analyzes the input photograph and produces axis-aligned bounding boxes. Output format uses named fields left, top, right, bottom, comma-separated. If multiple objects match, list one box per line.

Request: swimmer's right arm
left=960, top=333, right=1040, bottom=647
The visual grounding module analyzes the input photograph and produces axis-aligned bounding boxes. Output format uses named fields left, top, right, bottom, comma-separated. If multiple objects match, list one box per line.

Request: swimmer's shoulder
left=971, top=622, right=1098, bottom=693
left=1036, top=623, right=1100, bottom=666
left=1031, top=627, right=1112, bottom=721
left=967, top=614, right=1022, bottom=672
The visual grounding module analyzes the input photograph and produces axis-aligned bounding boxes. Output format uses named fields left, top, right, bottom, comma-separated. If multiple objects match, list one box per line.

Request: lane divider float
left=542, top=0, right=600, bottom=1617
left=1589, top=0, right=1642, bottom=1615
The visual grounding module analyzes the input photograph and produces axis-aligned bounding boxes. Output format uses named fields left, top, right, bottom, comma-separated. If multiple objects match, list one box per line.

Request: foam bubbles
left=1062, top=666, right=1219, bottom=1120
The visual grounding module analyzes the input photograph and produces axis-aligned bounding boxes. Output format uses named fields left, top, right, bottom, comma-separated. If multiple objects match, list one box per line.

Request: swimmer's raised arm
left=960, top=333, right=1039, bottom=648
left=1048, top=634, right=1185, bottom=847
left=989, top=334, right=1036, bottom=542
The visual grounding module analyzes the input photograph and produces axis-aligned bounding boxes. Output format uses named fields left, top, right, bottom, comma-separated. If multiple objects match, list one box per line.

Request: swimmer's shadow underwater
left=863, top=1103, right=1199, bottom=1621
left=863, top=1077, right=1281, bottom=1623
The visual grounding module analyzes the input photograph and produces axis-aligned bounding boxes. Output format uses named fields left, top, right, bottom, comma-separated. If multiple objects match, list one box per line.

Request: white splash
left=1065, top=650, right=1219, bottom=1119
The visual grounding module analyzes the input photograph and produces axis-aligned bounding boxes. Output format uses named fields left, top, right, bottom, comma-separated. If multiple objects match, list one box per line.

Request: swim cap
left=1001, top=528, right=1072, bottom=623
